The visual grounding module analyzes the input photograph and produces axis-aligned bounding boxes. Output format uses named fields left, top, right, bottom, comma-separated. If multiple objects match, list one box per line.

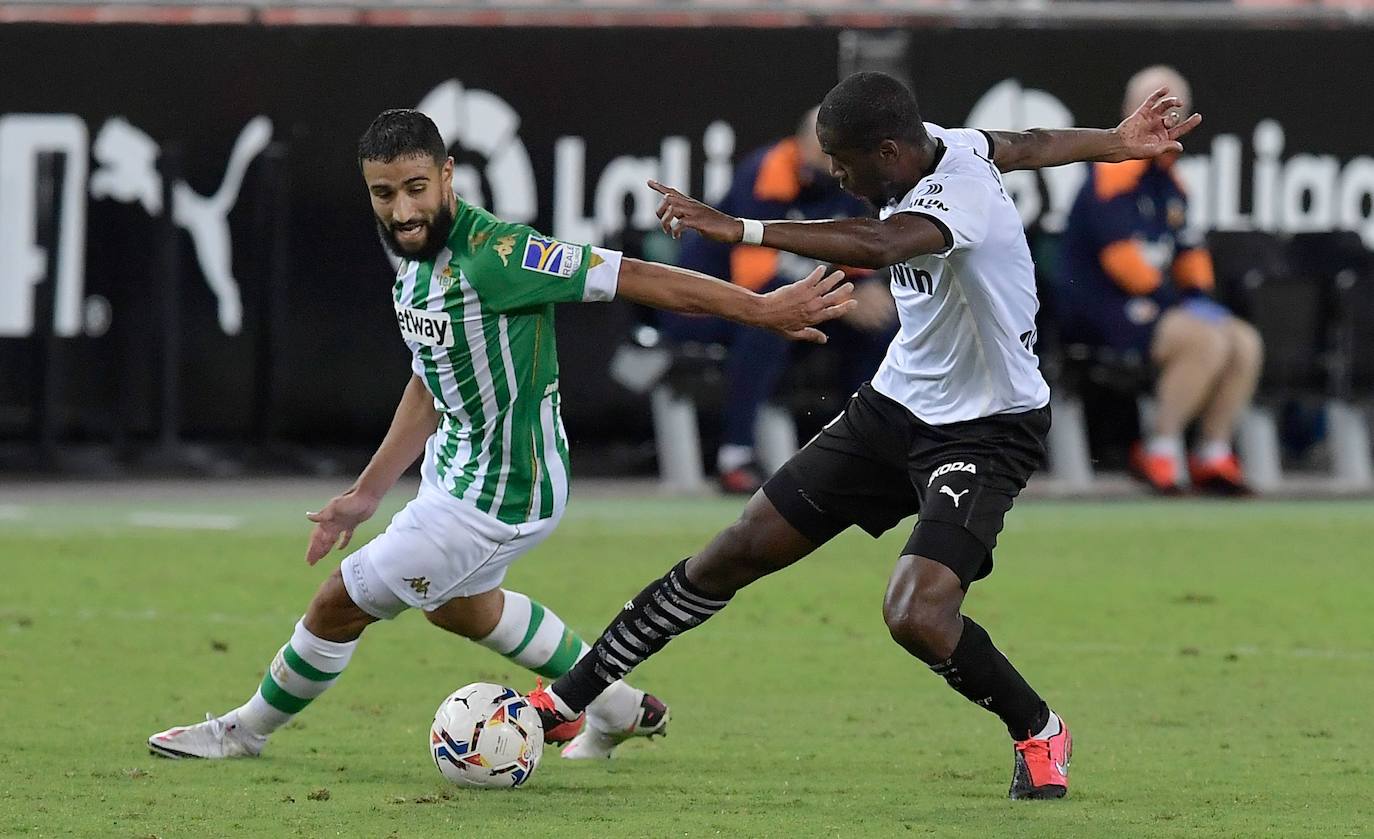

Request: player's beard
left=377, top=202, right=455, bottom=262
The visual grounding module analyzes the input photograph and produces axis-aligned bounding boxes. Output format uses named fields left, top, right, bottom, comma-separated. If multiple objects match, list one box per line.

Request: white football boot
left=561, top=691, right=670, bottom=760
left=147, top=713, right=266, bottom=759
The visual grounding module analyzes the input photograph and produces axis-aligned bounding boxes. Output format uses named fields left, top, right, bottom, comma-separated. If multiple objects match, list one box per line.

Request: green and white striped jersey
left=393, top=199, right=621, bottom=525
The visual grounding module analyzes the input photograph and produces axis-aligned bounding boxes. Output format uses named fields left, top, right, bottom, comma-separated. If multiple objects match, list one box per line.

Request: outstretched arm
left=649, top=180, right=950, bottom=270
left=616, top=259, right=857, bottom=344
left=987, top=87, right=1202, bottom=172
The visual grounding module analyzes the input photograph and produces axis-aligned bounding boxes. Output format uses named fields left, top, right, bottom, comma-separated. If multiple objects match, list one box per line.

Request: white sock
left=232, top=619, right=358, bottom=737
left=1195, top=439, right=1232, bottom=463
left=716, top=444, right=754, bottom=473
left=546, top=686, right=579, bottom=720
left=1031, top=711, right=1062, bottom=741
left=476, top=590, right=587, bottom=678
left=1147, top=435, right=1185, bottom=463
left=478, top=591, right=644, bottom=730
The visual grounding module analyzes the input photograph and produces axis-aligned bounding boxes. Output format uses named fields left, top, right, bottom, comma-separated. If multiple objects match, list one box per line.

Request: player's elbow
left=997, top=129, right=1049, bottom=172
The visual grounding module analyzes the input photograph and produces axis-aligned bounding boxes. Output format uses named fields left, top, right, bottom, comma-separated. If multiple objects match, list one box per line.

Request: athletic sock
left=232, top=619, right=357, bottom=737
left=1195, top=439, right=1233, bottom=463
left=1030, top=710, right=1062, bottom=741
left=717, top=444, right=755, bottom=473
left=550, top=559, right=730, bottom=716
left=929, top=616, right=1049, bottom=741
left=477, top=589, right=640, bottom=731
left=1147, top=434, right=1185, bottom=463
left=477, top=590, right=585, bottom=678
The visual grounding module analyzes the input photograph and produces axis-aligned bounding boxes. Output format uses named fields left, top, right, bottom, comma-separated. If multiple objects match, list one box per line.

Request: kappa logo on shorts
left=521, top=235, right=584, bottom=278
left=928, top=461, right=977, bottom=487
left=403, top=576, right=431, bottom=597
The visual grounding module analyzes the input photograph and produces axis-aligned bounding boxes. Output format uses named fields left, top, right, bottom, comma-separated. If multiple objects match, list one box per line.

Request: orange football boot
left=1010, top=716, right=1073, bottom=800
left=1189, top=453, right=1252, bottom=496
left=1130, top=443, right=1182, bottom=495
left=526, top=680, right=586, bottom=745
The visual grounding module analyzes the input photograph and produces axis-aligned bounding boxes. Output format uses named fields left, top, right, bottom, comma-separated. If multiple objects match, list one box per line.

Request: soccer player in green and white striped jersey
left=148, top=109, right=855, bottom=761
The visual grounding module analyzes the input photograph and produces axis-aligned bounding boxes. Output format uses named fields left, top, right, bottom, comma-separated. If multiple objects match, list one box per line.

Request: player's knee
left=882, top=585, right=960, bottom=661
left=303, top=567, right=376, bottom=642
left=423, top=589, right=503, bottom=640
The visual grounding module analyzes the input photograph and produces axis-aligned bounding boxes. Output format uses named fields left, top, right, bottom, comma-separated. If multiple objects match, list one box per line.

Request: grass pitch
left=1, top=488, right=1371, bottom=837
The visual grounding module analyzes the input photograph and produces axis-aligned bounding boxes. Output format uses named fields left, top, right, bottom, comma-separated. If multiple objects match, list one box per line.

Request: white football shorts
left=340, top=485, right=561, bottom=620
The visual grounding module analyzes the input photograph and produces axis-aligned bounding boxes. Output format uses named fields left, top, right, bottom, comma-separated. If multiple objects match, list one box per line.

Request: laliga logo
left=966, top=78, right=1374, bottom=246
left=0, top=113, right=271, bottom=338
left=964, top=79, right=1083, bottom=233
left=417, top=79, right=537, bottom=225
left=412, top=79, right=738, bottom=247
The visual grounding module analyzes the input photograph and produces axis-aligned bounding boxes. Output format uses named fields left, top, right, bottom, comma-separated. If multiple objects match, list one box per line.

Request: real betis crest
left=437, top=264, right=459, bottom=293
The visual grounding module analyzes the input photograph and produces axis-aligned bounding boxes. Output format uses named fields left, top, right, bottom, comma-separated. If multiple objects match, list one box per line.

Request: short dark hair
left=817, top=72, right=924, bottom=150
left=357, top=109, right=446, bottom=166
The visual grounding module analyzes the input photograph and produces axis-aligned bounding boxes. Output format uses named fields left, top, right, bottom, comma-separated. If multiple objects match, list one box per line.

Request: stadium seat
left=1209, top=230, right=1374, bottom=490
left=621, top=334, right=800, bottom=492
left=1032, top=232, right=1149, bottom=489
left=1290, top=232, right=1374, bottom=489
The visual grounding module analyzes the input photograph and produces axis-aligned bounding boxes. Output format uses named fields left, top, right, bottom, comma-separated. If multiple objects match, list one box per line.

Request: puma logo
left=939, top=486, right=970, bottom=508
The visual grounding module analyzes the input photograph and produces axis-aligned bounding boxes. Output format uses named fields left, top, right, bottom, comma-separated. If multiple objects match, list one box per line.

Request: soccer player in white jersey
left=147, top=109, right=855, bottom=761
left=529, top=73, right=1200, bottom=797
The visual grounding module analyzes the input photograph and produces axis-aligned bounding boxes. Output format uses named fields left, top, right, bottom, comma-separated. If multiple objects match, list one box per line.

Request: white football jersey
left=868, top=123, right=1050, bottom=425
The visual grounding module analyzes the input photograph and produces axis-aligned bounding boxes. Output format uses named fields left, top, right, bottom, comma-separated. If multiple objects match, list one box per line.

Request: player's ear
left=440, top=156, right=455, bottom=186
left=878, top=139, right=900, bottom=163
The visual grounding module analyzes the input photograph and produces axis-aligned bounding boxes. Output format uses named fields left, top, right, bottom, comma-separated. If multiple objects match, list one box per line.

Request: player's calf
left=689, top=491, right=816, bottom=594
left=545, top=559, right=731, bottom=719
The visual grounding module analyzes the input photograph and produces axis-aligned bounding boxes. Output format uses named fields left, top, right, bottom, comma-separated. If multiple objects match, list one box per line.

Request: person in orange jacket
left=1059, top=66, right=1263, bottom=494
left=662, top=107, right=897, bottom=494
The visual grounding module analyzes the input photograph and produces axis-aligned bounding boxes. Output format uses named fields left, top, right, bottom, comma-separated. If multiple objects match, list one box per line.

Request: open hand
left=305, top=488, right=381, bottom=566
left=649, top=180, right=743, bottom=243
left=1110, top=86, right=1203, bottom=162
left=757, top=266, right=857, bottom=344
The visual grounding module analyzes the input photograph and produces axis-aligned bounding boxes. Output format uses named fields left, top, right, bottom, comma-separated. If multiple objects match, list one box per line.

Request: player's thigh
left=339, top=489, right=512, bottom=622
left=907, top=408, right=1049, bottom=588
left=689, top=490, right=819, bottom=592
left=423, top=514, right=562, bottom=638
left=758, top=386, right=918, bottom=547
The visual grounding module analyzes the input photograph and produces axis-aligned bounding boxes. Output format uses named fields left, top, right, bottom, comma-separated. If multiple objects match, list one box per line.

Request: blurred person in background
left=661, top=107, right=898, bottom=494
left=1058, top=66, right=1263, bottom=495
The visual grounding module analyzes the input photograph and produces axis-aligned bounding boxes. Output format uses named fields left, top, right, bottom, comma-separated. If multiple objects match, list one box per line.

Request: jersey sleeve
left=891, top=174, right=992, bottom=257
left=460, top=216, right=621, bottom=311
left=923, top=122, right=994, bottom=159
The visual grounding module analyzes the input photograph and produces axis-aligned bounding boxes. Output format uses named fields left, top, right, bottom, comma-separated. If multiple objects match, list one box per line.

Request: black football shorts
left=763, top=383, right=1050, bottom=588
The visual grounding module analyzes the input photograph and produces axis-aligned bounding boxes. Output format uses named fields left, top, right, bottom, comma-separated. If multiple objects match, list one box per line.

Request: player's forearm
left=752, top=217, right=902, bottom=270
left=615, top=258, right=767, bottom=325
left=353, top=375, right=440, bottom=498
left=989, top=128, right=1130, bottom=172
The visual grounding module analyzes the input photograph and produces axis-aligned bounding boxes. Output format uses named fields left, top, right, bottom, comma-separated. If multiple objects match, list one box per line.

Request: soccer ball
left=430, top=683, right=543, bottom=789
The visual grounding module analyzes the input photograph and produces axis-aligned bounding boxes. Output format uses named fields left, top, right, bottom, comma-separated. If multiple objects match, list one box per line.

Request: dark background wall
left=2, top=23, right=1370, bottom=459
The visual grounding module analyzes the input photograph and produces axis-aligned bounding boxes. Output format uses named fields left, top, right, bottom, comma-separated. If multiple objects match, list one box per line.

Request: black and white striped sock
left=551, top=559, right=729, bottom=715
